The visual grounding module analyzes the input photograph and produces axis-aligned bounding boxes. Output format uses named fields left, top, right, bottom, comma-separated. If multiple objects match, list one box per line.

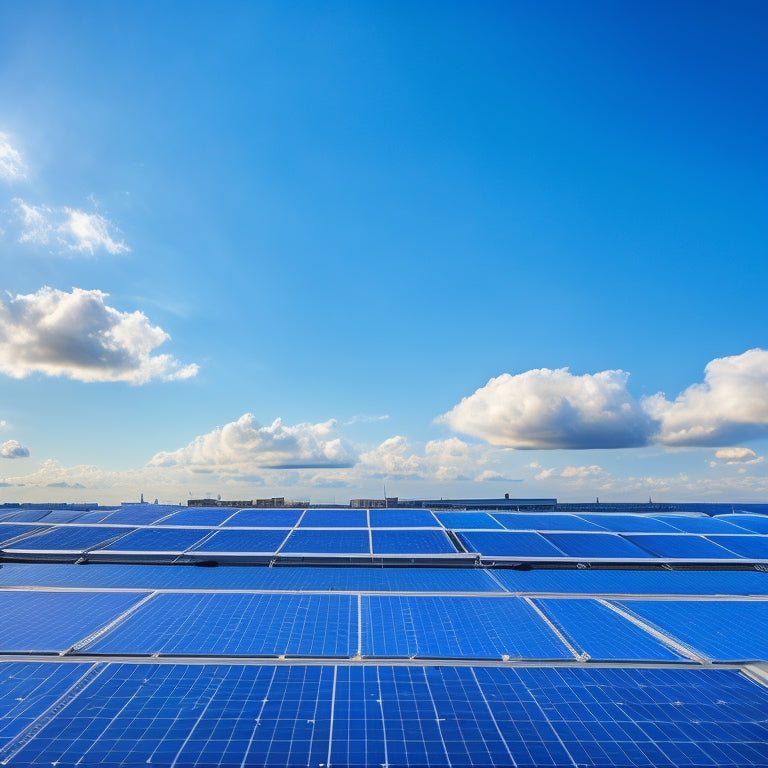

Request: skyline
left=1, top=1, right=767, bottom=504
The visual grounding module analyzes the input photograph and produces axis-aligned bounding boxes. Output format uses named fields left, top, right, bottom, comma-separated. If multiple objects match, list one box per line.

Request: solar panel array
left=1, top=504, right=767, bottom=767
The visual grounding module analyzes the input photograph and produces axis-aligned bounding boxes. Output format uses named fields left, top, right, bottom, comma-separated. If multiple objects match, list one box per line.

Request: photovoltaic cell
left=97, top=527, right=210, bottom=552
left=0, top=591, right=146, bottom=652
left=222, top=508, right=304, bottom=527
left=370, top=529, right=456, bottom=554
left=458, top=531, right=568, bottom=558
left=2, top=526, right=129, bottom=552
left=37, top=511, right=86, bottom=524
left=298, top=509, right=368, bottom=528
left=281, top=529, right=370, bottom=554
left=652, top=515, right=754, bottom=534
left=491, top=513, right=607, bottom=531
left=435, top=512, right=505, bottom=529
left=362, top=595, right=573, bottom=659
left=97, top=506, right=175, bottom=525
left=714, top=514, right=768, bottom=534
left=86, top=593, right=357, bottom=656
left=158, top=508, right=235, bottom=526
left=189, top=529, right=290, bottom=553
left=532, top=598, right=685, bottom=661
left=613, top=599, right=768, bottom=661
left=0, top=523, right=49, bottom=545
left=368, top=508, right=440, bottom=527
left=542, top=532, right=653, bottom=559
left=622, top=533, right=747, bottom=559
left=576, top=515, right=681, bottom=533
left=705, top=535, right=768, bottom=559
left=490, top=568, right=768, bottom=596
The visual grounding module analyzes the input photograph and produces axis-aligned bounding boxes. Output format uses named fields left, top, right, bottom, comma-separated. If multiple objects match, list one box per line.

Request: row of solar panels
left=3, top=505, right=768, bottom=534
left=1, top=662, right=765, bottom=768
left=1, top=588, right=766, bottom=662
left=1, top=522, right=766, bottom=563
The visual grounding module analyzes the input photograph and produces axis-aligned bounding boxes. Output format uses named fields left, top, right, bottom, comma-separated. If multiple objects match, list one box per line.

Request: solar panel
left=542, top=532, right=654, bottom=559
left=457, top=530, right=568, bottom=558
left=1, top=526, right=129, bottom=552
left=368, top=508, right=440, bottom=527
left=189, top=529, right=290, bottom=553
left=158, top=508, right=235, bottom=526
left=491, top=512, right=607, bottom=531
left=435, top=511, right=505, bottom=529
left=362, top=596, right=574, bottom=659
left=222, top=508, right=304, bottom=527
left=576, top=514, right=681, bottom=533
left=705, top=535, right=768, bottom=560
left=714, top=514, right=768, bottom=534
left=36, top=510, right=86, bottom=524
left=298, top=509, right=368, bottom=528
left=531, top=598, right=686, bottom=661
left=652, top=515, right=755, bottom=534
left=622, top=533, right=747, bottom=559
left=370, top=529, right=456, bottom=555
left=281, top=529, right=371, bottom=554
left=96, top=527, right=210, bottom=552
left=0, top=523, right=49, bottom=545
left=97, top=507, right=175, bottom=525
left=0, top=591, right=146, bottom=652
left=613, top=599, right=768, bottom=661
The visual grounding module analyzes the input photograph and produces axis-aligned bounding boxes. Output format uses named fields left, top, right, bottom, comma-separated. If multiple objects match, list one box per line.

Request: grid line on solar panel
left=361, top=595, right=574, bottom=659
left=612, top=599, right=768, bottom=662
left=83, top=593, right=358, bottom=656
left=531, top=598, right=687, bottom=661
left=0, top=591, right=148, bottom=652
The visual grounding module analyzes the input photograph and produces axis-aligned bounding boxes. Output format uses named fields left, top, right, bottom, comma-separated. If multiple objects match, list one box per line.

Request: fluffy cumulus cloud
left=0, top=439, right=29, bottom=458
left=149, top=414, right=356, bottom=472
left=0, top=133, right=26, bottom=180
left=438, top=368, right=656, bottom=449
left=711, top=447, right=764, bottom=467
left=13, top=199, right=129, bottom=254
left=0, top=286, right=198, bottom=383
left=645, top=348, right=768, bottom=446
left=440, top=349, right=768, bottom=451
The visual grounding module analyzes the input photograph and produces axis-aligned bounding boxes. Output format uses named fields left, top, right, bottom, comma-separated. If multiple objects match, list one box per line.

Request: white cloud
left=12, top=199, right=129, bottom=255
left=711, top=447, right=764, bottom=467
left=644, top=348, right=768, bottom=446
left=561, top=464, right=603, bottom=478
left=149, top=414, right=356, bottom=472
left=0, top=286, right=198, bottom=383
left=0, top=134, right=26, bottom=181
left=0, top=439, right=29, bottom=458
left=438, top=368, right=656, bottom=449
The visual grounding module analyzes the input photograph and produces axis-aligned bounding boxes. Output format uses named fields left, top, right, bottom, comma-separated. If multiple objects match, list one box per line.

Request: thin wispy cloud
left=0, top=133, right=26, bottom=181
left=0, top=286, right=198, bottom=384
left=12, top=199, right=129, bottom=255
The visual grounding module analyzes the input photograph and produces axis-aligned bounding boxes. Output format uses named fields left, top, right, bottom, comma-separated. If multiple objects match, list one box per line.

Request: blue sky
left=0, top=1, right=766, bottom=504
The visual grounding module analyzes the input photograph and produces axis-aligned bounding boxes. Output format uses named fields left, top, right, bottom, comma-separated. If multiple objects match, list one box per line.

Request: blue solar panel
left=371, top=529, right=456, bottom=554
left=368, top=508, right=440, bottom=527
left=458, top=530, right=568, bottom=558
left=71, top=510, right=117, bottom=524
left=1, top=526, right=128, bottom=552
left=222, top=508, right=304, bottom=527
left=490, top=568, right=768, bottom=596
left=435, top=511, right=505, bottom=529
left=362, top=596, right=573, bottom=659
left=705, top=535, right=768, bottom=559
left=652, top=515, right=756, bottom=534
left=97, top=527, right=209, bottom=552
left=491, top=512, right=608, bottom=531
left=532, top=598, right=686, bottom=661
left=613, top=599, right=768, bottom=661
left=0, top=662, right=93, bottom=750
left=281, top=529, right=370, bottom=554
left=97, top=506, right=176, bottom=525
left=37, top=510, right=86, bottom=524
left=189, top=529, right=290, bottom=553
left=543, top=532, right=654, bottom=559
left=2, top=510, right=51, bottom=522
left=0, top=563, right=505, bottom=592
left=0, top=523, right=49, bottom=545
left=86, top=593, right=357, bottom=656
left=576, top=514, right=681, bottom=532
left=714, top=514, right=768, bottom=533
left=623, top=533, right=747, bottom=559
left=298, top=509, right=368, bottom=527
left=0, top=591, right=146, bottom=652
left=159, top=508, right=235, bottom=526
